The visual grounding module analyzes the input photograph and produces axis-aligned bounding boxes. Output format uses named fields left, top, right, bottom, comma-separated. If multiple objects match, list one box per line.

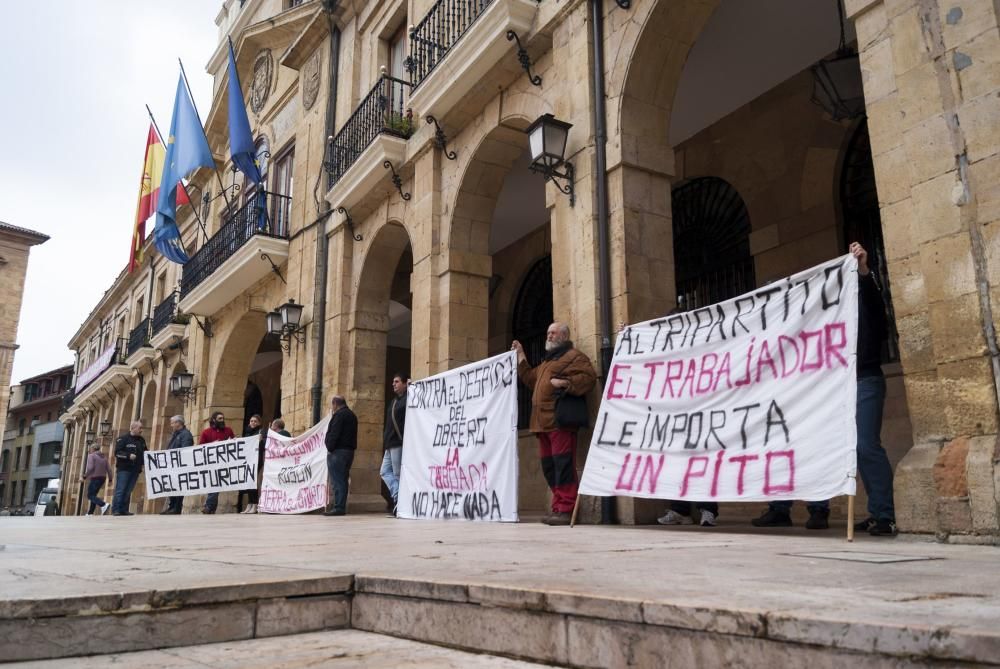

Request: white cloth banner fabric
left=398, top=351, right=520, bottom=522
left=258, top=416, right=330, bottom=514
left=144, top=437, right=257, bottom=499
left=579, top=255, right=860, bottom=502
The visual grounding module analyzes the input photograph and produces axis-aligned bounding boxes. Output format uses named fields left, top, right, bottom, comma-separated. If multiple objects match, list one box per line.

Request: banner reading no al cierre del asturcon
left=579, top=255, right=860, bottom=503
left=144, top=437, right=257, bottom=499
left=397, top=350, right=520, bottom=522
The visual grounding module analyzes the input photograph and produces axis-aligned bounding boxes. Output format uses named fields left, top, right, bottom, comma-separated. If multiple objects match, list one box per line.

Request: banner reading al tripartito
left=579, top=255, right=860, bottom=502
left=144, top=437, right=257, bottom=499
left=258, top=416, right=329, bottom=514
left=397, top=351, right=519, bottom=522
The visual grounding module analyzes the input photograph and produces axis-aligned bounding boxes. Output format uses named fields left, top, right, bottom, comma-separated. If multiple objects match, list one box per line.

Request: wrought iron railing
left=408, top=0, right=497, bottom=90
left=326, top=74, right=413, bottom=185
left=127, top=318, right=151, bottom=358
left=151, top=291, right=179, bottom=336
left=180, top=192, right=292, bottom=298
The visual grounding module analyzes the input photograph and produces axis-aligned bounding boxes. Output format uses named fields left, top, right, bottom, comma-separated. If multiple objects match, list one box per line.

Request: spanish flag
left=129, top=125, right=190, bottom=272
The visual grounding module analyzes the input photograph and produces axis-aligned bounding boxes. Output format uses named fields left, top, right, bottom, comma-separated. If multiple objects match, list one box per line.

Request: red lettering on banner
left=615, top=453, right=665, bottom=494
left=643, top=361, right=663, bottom=400
left=764, top=450, right=795, bottom=495
left=606, top=364, right=630, bottom=399
left=710, top=450, right=725, bottom=497
left=824, top=322, right=848, bottom=368
left=680, top=456, right=709, bottom=496
left=799, top=329, right=824, bottom=372
left=727, top=454, right=759, bottom=495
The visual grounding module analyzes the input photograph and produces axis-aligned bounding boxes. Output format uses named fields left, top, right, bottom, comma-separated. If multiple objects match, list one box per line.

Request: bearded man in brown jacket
left=512, top=322, right=596, bottom=525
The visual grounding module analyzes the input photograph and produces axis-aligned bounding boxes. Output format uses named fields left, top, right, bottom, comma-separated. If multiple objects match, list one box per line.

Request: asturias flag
left=155, top=72, right=215, bottom=265
left=130, top=125, right=190, bottom=273
left=227, top=39, right=261, bottom=184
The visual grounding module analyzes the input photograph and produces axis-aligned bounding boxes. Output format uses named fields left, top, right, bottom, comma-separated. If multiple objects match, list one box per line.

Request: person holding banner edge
left=382, top=374, right=408, bottom=516
left=159, top=415, right=194, bottom=515
left=512, top=322, right=597, bottom=526
left=238, top=415, right=264, bottom=514
left=751, top=241, right=897, bottom=536
left=201, top=411, right=236, bottom=514
left=324, top=396, right=358, bottom=516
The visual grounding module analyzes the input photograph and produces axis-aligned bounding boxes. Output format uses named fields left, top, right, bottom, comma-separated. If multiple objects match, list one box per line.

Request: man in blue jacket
left=160, top=415, right=193, bottom=515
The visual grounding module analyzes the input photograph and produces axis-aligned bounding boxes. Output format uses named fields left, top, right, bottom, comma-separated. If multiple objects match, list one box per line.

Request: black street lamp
left=268, top=299, right=306, bottom=351
left=99, top=420, right=112, bottom=437
left=810, top=0, right=865, bottom=121
left=525, top=113, right=575, bottom=207
left=169, top=372, right=196, bottom=402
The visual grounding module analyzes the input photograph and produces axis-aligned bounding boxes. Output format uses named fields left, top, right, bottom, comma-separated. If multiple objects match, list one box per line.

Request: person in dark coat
left=160, top=415, right=194, bottom=515
left=324, top=396, right=358, bottom=516
left=238, top=414, right=264, bottom=514
left=381, top=374, right=407, bottom=513
left=112, top=421, right=147, bottom=516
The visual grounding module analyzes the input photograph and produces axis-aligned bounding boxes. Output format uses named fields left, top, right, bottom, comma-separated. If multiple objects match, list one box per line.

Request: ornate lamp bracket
left=383, top=161, right=412, bottom=200
left=426, top=115, right=457, bottom=160
left=506, top=31, right=542, bottom=86
left=260, top=253, right=287, bottom=284
left=337, top=206, right=363, bottom=241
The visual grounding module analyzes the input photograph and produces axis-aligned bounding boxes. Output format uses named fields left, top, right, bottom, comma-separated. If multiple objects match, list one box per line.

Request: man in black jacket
left=381, top=374, right=407, bottom=514
left=160, top=415, right=193, bottom=515
left=324, top=396, right=358, bottom=516
left=112, top=421, right=147, bottom=516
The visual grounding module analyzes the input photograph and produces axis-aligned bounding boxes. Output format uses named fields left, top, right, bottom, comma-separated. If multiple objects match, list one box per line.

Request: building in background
left=1, top=365, right=72, bottom=508
left=0, top=222, right=49, bottom=445
left=56, top=0, right=1000, bottom=538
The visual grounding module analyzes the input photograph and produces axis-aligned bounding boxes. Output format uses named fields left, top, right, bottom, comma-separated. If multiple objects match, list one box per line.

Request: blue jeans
left=86, top=478, right=107, bottom=514
left=327, top=449, right=354, bottom=513
left=771, top=375, right=894, bottom=520
left=112, top=470, right=140, bottom=514
left=380, top=447, right=402, bottom=503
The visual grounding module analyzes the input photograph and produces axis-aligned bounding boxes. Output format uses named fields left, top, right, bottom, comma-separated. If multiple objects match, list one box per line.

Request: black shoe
left=805, top=508, right=830, bottom=530
left=751, top=508, right=792, bottom=527
left=201, top=508, right=215, bottom=515
left=869, top=519, right=898, bottom=537
left=854, top=517, right=877, bottom=532
left=161, top=508, right=181, bottom=515
left=324, top=509, right=346, bottom=516
left=543, top=512, right=571, bottom=526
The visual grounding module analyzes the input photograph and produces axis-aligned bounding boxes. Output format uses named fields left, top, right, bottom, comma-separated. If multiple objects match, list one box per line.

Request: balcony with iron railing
left=70, top=337, right=129, bottom=411
left=178, top=192, right=292, bottom=317
left=406, top=0, right=538, bottom=122
left=150, top=290, right=188, bottom=349
left=325, top=74, right=413, bottom=212
left=126, top=318, right=152, bottom=359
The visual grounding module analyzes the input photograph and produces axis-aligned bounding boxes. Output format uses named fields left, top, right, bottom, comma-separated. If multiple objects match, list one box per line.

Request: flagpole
left=146, top=104, right=210, bottom=244
left=178, top=58, right=236, bottom=217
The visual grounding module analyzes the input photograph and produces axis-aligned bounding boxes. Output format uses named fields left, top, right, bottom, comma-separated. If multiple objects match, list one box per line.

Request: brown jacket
left=518, top=343, right=597, bottom=433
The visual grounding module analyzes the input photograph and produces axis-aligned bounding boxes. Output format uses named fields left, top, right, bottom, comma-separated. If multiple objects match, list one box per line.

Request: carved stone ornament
left=302, top=48, right=322, bottom=111
left=250, top=49, right=274, bottom=114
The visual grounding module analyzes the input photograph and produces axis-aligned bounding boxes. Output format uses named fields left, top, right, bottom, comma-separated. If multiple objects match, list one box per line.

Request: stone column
left=849, top=0, right=1000, bottom=536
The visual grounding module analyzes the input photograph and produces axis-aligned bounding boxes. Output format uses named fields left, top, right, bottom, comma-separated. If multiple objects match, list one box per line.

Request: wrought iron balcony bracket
left=506, top=31, right=542, bottom=87
left=260, top=253, right=287, bottom=284
left=337, top=206, right=363, bottom=242
left=529, top=161, right=575, bottom=207
left=383, top=161, right=412, bottom=200
left=192, top=315, right=213, bottom=339
left=426, top=115, right=457, bottom=161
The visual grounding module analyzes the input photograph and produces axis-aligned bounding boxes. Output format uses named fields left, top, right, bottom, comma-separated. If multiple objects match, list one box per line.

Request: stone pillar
left=849, top=0, right=1000, bottom=537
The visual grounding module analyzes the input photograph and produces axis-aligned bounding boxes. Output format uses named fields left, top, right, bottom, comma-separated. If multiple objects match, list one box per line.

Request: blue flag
left=227, top=39, right=261, bottom=184
left=155, top=72, right=216, bottom=264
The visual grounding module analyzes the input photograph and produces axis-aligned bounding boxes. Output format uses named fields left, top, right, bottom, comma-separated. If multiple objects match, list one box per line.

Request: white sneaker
left=246, top=504, right=257, bottom=514
left=699, top=510, right=717, bottom=527
left=99, top=504, right=109, bottom=516
left=657, top=510, right=693, bottom=525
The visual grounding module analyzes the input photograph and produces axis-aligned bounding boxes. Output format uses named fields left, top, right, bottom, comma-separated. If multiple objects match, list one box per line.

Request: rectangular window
left=135, top=298, right=145, bottom=327
left=271, top=146, right=294, bottom=236
left=14, top=448, right=21, bottom=470
left=389, top=26, right=406, bottom=80
left=23, top=446, right=31, bottom=470
left=156, top=273, right=167, bottom=304
left=39, top=442, right=60, bottom=465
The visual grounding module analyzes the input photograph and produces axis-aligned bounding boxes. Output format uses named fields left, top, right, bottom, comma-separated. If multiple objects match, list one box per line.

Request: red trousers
left=537, top=429, right=578, bottom=513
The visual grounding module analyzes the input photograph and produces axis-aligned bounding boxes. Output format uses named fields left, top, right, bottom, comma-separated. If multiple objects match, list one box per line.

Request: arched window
left=671, top=177, right=754, bottom=309
left=841, top=121, right=899, bottom=362
left=511, top=256, right=553, bottom=430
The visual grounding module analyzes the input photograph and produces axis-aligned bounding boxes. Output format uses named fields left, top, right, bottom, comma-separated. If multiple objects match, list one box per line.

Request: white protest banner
left=144, top=438, right=257, bottom=499
left=75, top=343, right=116, bottom=392
left=579, top=255, right=859, bottom=502
left=258, top=416, right=329, bottom=514
left=398, top=351, right=519, bottom=522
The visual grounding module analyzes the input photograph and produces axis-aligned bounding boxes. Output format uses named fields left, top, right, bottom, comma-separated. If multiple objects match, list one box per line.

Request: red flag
left=130, top=125, right=191, bottom=272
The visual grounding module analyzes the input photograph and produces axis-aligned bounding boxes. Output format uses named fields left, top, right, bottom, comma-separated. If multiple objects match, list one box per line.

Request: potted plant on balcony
left=386, top=110, right=414, bottom=137
left=172, top=312, right=191, bottom=326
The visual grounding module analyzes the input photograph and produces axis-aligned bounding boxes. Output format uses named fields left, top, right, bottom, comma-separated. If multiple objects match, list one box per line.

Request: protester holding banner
left=201, top=411, right=236, bottom=514
left=381, top=374, right=408, bottom=515
left=513, top=323, right=596, bottom=526
left=159, top=415, right=194, bottom=515
left=81, top=443, right=111, bottom=515
left=238, top=415, right=264, bottom=514
left=112, top=421, right=147, bottom=516
left=751, top=242, right=897, bottom=536
left=271, top=418, right=290, bottom=437
left=324, top=396, right=357, bottom=516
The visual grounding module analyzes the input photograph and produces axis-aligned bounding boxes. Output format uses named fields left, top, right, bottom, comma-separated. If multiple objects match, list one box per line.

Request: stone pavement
left=9, top=630, right=552, bottom=668
left=1, top=514, right=999, bottom=666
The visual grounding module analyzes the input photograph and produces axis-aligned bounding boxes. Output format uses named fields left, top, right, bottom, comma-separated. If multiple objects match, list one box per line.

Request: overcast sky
left=2, top=2, right=222, bottom=382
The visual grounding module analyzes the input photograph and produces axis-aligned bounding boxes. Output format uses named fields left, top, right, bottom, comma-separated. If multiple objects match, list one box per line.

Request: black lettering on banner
left=764, top=399, right=790, bottom=445
left=822, top=264, right=843, bottom=309
left=754, top=286, right=782, bottom=330
left=732, top=296, right=754, bottom=338
left=683, top=412, right=703, bottom=450
left=732, top=403, right=760, bottom=449
left=664, top=315, right=685, bottom=351
left=649, top=319, right=666, bottom=353
left=169, top=450, right=183, bottom=467
left=708, top=304, right=728, bottom=343
left=615, top=326, right=634, bottom=356
left=689, top=308, right=712, bottom=347
left=706, top=410, right=727, bottom=450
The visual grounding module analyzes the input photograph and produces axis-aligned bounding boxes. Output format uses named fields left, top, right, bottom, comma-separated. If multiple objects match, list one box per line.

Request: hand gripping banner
left=579, top=255, right=859, bottom=503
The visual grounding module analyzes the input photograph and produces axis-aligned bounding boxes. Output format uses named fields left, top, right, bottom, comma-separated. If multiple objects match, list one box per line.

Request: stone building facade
left=58, top=0, right=1000, bottom=539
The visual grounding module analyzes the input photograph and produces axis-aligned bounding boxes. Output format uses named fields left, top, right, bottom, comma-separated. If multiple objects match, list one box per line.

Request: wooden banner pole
left=847, top=495, right=855, bottom=542
left=570, top=495, right=582, bottom=527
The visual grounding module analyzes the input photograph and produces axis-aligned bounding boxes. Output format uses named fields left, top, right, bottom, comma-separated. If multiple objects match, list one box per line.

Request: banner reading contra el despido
left=578, top=255, right=860, bottom=502
left=258, top=416, right=329, bottom=514
left=144, top=437, right=257, bottom=499
left=397, top=351, right=519, bottom=522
